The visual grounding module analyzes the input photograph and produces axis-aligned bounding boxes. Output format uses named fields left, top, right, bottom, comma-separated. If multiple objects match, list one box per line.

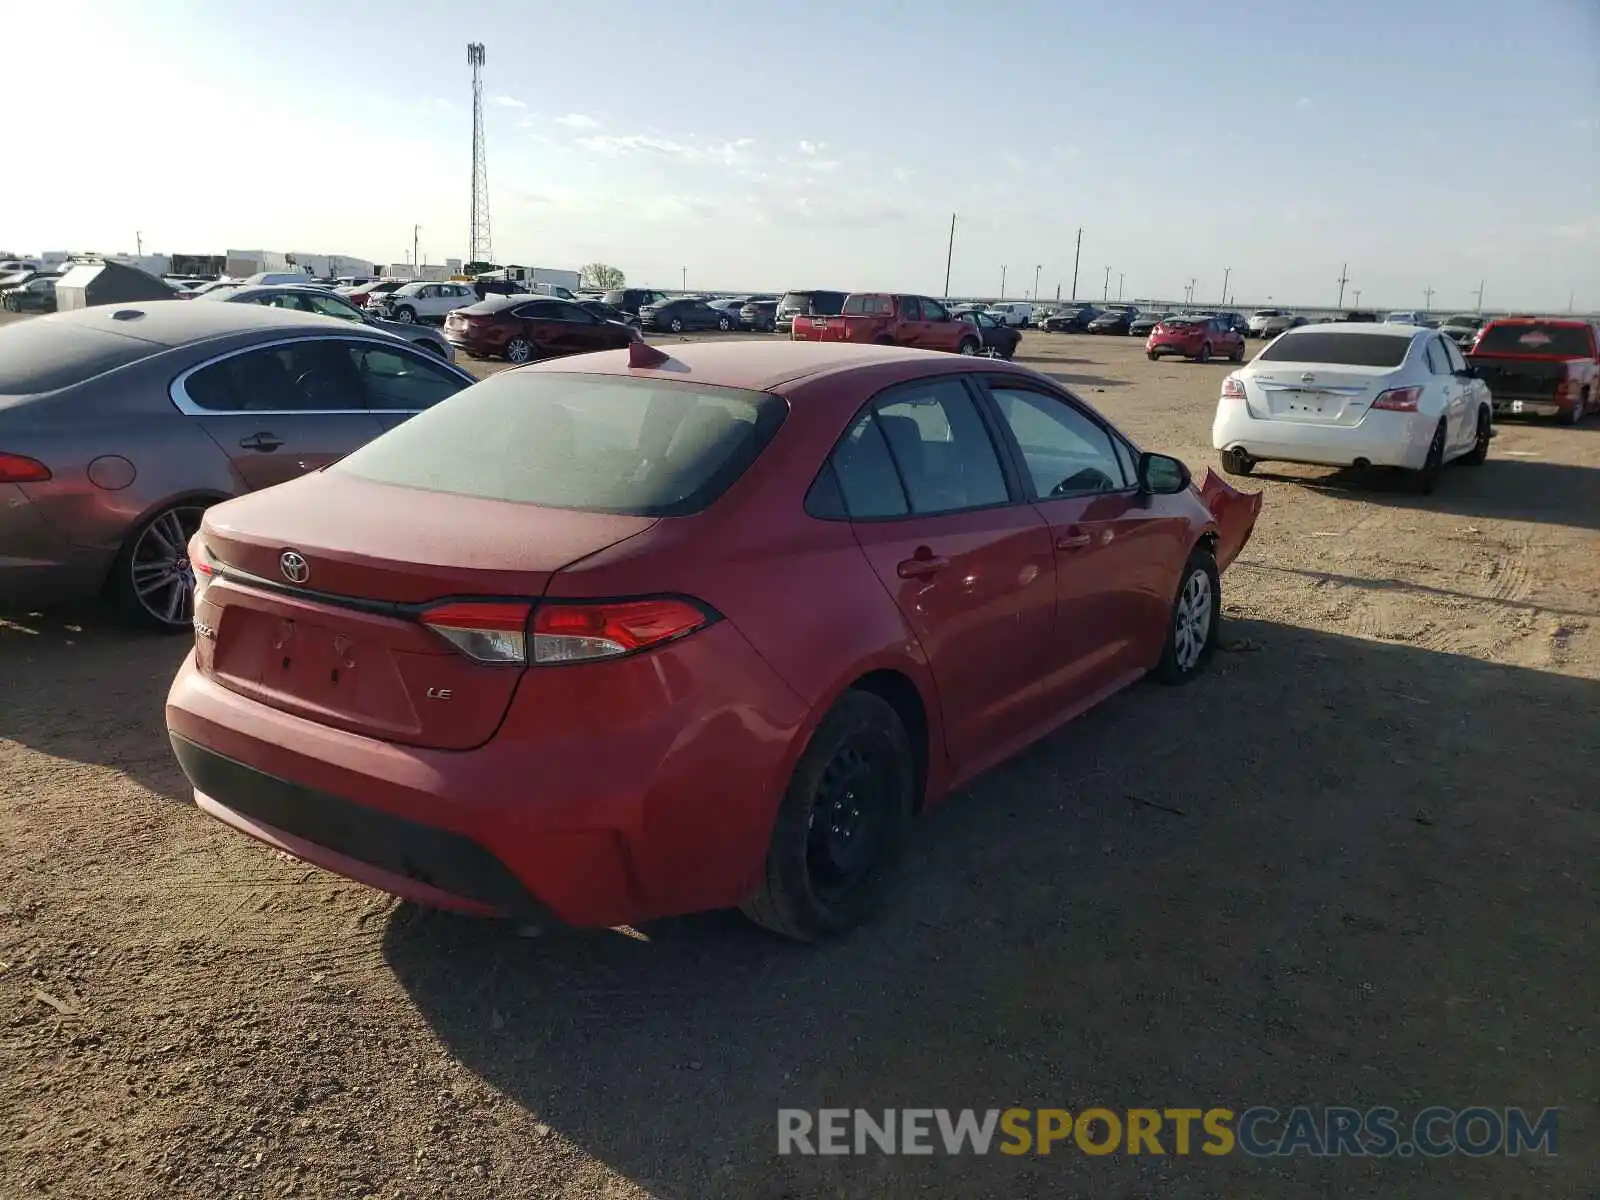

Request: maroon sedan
left=167, top=341, right=1261, bottom=940
left=444, top=295, right=640, bottom=363
left=1147, top=315, right=1247, bottom=363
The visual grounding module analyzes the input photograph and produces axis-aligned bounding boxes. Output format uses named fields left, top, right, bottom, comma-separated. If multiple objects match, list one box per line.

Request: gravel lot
left=2, top=323, right=1595, bottom=1198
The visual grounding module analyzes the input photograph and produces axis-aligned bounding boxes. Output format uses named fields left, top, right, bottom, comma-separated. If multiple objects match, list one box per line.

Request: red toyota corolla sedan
left=166, top=341, right=1261, bottom=940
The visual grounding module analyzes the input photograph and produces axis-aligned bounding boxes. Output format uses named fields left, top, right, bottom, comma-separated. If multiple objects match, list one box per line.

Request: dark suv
left=602, top=288, right=672, bottom=318
left=774, top=289, right=847, bottom=335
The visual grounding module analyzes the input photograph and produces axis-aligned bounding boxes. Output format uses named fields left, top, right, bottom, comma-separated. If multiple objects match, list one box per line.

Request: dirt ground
left=2, top=326, right=1595, bottom=1199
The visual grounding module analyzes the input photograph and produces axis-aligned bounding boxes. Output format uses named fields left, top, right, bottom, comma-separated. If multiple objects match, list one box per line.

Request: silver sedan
left=194, top=284, right=458, bottom=363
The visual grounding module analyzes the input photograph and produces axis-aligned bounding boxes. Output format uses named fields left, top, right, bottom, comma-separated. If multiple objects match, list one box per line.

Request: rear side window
left=1472, top=324, right=1595, bottom=357
left=824, top=411, right=909, bottom=518
left=1257, top=331, right=1411, bottom=368
left=0, top=322, right=153, bottom=393
left=350, top=345, right=467, bottom=412
left=842, top=295, right=892, bottom=316
left=334, top=372, right=786, bottom=516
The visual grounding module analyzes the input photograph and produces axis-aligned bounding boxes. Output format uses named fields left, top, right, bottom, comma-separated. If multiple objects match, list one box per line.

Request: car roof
left=28, top=299, right=376, bottom=348
left=519, top=340, right=1024, bottom=393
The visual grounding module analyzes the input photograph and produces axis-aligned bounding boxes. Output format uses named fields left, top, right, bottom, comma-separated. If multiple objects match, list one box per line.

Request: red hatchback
left=1147, top=315, right=1246, bottom=363
left=166, top=341, right=1261, bottom=940
left=444, top=295, right=639, bottom=363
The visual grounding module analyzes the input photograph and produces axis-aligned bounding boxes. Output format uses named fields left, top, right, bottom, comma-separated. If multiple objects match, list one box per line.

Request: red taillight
left=190, top=536, right=216, bottom=612
left=1554, top=380, right=1577, bottom=400
left=1221, top=376, right=1247, bottom=400
left=0, top=452, right=51, bottom=483
left=1371, top=386, right=1423, bottom=412
left=531, top=598, right=711, bottom=664
left=421, top=601, right=532, bottom=664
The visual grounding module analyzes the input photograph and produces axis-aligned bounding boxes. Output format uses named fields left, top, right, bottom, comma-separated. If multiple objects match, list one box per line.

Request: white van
left=988, top=302, right=1034, bottom=327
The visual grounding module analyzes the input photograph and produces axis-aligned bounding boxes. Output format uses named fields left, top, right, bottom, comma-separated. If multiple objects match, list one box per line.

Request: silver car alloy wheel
left=129, top=505, right=206, bottom=627
left=506, top=338, right=532, bottom=363
left=1172, top=567, right=1214, bottom=673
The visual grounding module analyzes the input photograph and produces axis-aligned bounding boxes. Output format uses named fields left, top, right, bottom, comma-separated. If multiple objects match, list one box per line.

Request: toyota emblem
left=279, top=551, right=310, bottom=584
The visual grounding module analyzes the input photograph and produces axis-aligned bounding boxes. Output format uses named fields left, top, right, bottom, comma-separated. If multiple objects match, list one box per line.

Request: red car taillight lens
left=190, top=536, right=216, bottom=611
left=1221, top=376, right=1247, bottom=399
left=0, top=451, right=51, bottom=483
left=531, top=598, right=711, bottom=664
left=1371, top=386, right=1423, bottom=412
left=422, top=602, right=532, bottom=664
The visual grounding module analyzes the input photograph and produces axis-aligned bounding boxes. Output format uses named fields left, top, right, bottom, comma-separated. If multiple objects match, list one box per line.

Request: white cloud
left=554, top=113, right=600, bottom=128
left=576, top=133, right=753, bottom=167
left=1295, top=96, right=1312, bottom=110
left=495, top=95, right=526, bottom=108
left=798, top=140, right=827, bottom=155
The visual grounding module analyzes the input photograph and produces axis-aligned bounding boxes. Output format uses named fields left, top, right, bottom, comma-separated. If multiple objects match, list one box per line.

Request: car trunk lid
left=1466, top=356, right=1567, bottom=401
left=196, top=472, right=655, bottom=749
left=1244, top=364, right=1391, bottom=426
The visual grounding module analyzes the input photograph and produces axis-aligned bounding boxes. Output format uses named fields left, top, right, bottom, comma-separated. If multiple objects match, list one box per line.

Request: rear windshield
left=1472, top=324, right=1595, bottom=357
left=333, top=372, right=788, bottom=517
left=1163, top=316, right=1204, bottom=326
left=779, top=291, right=845, bottom=315
left=1257, top=330, right=1411, bottom=367
left=1253, top=309, right=1283, bottom=317
left=1444, top=315, right=1481, bottom=329
left=0, top=321, right=155, bottom=394
left=458, top=294, right=521, bottom=315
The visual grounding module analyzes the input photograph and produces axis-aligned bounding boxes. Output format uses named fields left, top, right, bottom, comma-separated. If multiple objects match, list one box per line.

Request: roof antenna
left=629, top=341, right=669, bottom=368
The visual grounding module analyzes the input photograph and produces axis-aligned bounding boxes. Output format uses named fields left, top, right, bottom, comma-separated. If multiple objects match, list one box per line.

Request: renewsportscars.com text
left=777, top=1107, right=1560, bottom=1158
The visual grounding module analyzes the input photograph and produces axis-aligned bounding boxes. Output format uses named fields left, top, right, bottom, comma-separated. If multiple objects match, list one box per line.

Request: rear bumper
left=165, top=622, right=812, bottom=926
left=1489, top=397, right=1565, bottom=418
left=444, top=328, right=510, bottom=355
left=1213, top=403, right=1433, bottom=469
left=1148, top=339, right=1205, bottom=357
left=0, top=485, right=113, bottom=610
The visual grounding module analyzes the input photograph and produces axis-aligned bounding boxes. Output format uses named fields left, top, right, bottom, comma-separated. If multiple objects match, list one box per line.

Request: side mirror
left=1456, top=366, right=1477, bottom=379
left=1138, top=451, right=1190, bottom=496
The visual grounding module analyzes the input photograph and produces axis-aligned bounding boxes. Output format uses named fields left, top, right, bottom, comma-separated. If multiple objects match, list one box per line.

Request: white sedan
left=1212, top=323, right=1493, bottom=493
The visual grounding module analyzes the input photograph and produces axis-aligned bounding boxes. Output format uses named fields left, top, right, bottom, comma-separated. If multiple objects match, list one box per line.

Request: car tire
left=717, top=316, right=732, bottom=331
left=1146, top=351, right=1158, bottom=361
left=1563, top=387, right=1588, bottom=425
left=108, top=501, right=210, bottom=633
left=1230, top=341, right=1245, bottom=363
left=1219, top=447, right=1255, bottom=476
left=669, top=318, right=684, bottom=333
left=393, top=306, right=416, bottom=324
left=957, top=337, right=980, bottom=356
left=1197, top=342, right=1212, bottom=363
left=1460, top=407, right=1491, bottom=466
left=1152, top=547, right=1220, bottom=686
left=504, top=337, right=533, bottom=364
left=741, top=690, right=914, bottom=942
left=1407, top=420, right=1447, bottom=494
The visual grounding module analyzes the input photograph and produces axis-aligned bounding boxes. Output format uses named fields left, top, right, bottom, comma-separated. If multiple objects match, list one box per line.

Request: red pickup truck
left=788, top=293, right=982, bottom=355
left=1466, top=317, right=1599, bottom=424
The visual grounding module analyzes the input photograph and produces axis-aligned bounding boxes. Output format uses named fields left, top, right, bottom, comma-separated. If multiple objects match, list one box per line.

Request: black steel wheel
left=742, top=691, right=913, bottom=941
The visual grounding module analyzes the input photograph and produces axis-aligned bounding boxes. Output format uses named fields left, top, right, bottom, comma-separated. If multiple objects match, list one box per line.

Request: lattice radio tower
left=467, top=42, right=493, bottom=266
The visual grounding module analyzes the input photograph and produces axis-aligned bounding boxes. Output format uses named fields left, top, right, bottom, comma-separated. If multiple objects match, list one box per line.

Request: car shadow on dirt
left=0, top=604, right=194, bottom=803
left=1037, top=370, right=1129, bottom=390
left=1249, top=457, right=1600, bottom=531
left=382, top=619, right=1596, bottom=1199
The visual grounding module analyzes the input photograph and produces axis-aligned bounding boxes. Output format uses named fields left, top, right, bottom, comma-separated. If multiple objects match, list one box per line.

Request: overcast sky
left=8, top=0, right=1598, bottom=309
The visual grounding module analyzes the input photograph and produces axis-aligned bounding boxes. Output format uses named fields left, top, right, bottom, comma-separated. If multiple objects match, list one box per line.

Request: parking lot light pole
left=1034, top=264, right=1042, bottom=303
left=943, top=213, right=956, bottom=298
left=1001, top=265, right=1007, bottom=299
left=1221, top=266, right=1231, bottom=306
left=1103, top=265, right=1111, bottom=300
left=1070, top=227, right=1082, bottom=301
left=1117, top=272, right=1124, bottom=302
left=681, top=267, right=687, bottom=293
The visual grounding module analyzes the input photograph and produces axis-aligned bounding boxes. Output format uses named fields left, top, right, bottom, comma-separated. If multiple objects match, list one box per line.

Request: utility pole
left=1070, top=228, right=1082, bottom=301
left=1335, top=262, right=1349, bottom=308
left=1000, top=265, right=1008, bottom=299
left=1353, top=289, right=1362, bottom=306
left=135, top=231, right=143, bottom=256
left=1117, top=272, right=1125, bottom=302
left=943, top=213, right=956, bottom=298
left=1055, top=283, right=1061, bottom=301
left=1423, top=286, right=1435, bottom=312
left=1221, top=266, right=1231, bottom=306
left=681, top=267, right=687, bottom=293
left=1033, top=264, right=1042, bottom=303
left=1188, top=277, right=1198, bottom=306
left=1103, top=265, right=1112, bottom=300
left=413, top=225, right=420, bottom=274
left=1569, top=291, right=1575, bottom=313
left=1474, top=278, right=1485, bottom=313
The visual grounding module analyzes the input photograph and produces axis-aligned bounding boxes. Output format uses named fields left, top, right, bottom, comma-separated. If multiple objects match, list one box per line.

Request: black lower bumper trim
left=169, top=734, right=553, bottom=920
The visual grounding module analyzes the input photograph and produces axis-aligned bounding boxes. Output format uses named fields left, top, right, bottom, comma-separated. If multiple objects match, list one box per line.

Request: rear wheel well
left=1198, top=531, right=1219, bottom=558
left=848, top=670, right=929, bottom=810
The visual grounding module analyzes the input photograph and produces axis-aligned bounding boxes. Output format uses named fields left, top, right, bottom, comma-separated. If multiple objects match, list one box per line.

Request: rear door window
left=180, top=340, right=367, bottom=412
left=347, top=343, right=469, bottom=412
left=872, top=379, right=1009, bottom=514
